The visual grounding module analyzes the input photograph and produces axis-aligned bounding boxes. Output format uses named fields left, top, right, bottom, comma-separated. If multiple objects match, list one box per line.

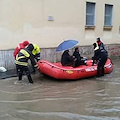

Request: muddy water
left=0, top=59, right=120, bottom=120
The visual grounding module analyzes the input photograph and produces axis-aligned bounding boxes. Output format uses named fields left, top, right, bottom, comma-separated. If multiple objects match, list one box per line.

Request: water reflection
left=0, top=59, right=120, bottom=120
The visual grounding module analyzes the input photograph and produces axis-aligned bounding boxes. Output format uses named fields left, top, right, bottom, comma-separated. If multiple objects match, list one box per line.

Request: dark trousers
left=97, top=57, right=107, bottom=76
left=16, top=64, right=33, bottom=83
left=74, top=59, right=86, bottom=67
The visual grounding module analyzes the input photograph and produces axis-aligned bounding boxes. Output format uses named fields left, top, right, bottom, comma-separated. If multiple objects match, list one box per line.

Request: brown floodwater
left=0, top=59, right=120, bottom=120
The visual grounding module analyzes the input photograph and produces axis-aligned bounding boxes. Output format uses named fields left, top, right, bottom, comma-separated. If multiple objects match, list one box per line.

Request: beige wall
left=0, top=0, right=120, bottom=50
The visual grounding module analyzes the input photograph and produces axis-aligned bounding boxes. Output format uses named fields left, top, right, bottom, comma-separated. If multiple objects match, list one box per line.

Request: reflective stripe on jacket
left=15, top=49, right=30, bottom=66
left=32, top=44, right=40, bottom=56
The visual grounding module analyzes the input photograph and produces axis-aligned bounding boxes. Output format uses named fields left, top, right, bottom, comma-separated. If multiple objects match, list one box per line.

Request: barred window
left=104, top=4, right=113, bottom=26
left=86, top=2, right=95, bottom=26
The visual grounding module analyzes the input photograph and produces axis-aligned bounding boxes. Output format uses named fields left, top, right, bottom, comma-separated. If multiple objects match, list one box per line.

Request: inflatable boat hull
left=37, top=59, right=113, bottom=80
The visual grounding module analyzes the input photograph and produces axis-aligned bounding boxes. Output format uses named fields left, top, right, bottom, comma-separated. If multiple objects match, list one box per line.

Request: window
left=86, top=2, right=95, bottom=26
left=104, top=4, right=113, bottom=26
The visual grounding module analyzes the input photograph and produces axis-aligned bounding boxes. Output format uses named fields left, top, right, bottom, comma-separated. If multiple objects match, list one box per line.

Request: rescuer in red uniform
left=13, top=40, right=30, bottom=59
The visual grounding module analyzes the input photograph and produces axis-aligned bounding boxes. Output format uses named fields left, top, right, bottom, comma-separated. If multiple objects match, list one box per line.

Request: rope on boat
left=39, top=61, right=96, bottom=72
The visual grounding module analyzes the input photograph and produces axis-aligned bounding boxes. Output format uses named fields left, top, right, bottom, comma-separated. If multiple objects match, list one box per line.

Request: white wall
left=0, top=0, right=119, bottom=50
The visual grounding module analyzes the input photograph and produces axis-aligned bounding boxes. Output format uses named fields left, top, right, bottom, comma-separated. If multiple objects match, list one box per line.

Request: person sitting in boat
left=73, top=47, right=87, bottom=67
left=61, top=50, right=76, bottom=66
left=92, top=43, right=99, bottom=65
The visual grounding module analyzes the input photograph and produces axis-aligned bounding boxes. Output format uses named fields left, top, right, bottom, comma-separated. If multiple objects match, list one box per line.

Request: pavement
left=0, top=67, right=37, bottom=79
left=0, top=69, right=17, bottom=79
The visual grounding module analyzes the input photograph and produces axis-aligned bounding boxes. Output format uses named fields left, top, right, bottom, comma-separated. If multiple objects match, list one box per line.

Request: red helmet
left=96, top=37, right=103, bottom=46
left=23, top=40, right=29, bottom=46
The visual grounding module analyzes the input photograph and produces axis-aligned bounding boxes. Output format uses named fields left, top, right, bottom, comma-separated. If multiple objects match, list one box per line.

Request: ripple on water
left=0, top=59, right=119, bottom=120
left=14, top=110, right=120, bottom=120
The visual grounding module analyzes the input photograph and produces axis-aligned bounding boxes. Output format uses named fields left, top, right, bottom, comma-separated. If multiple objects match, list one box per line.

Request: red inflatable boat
left=37, top=58, right=113, bottom=80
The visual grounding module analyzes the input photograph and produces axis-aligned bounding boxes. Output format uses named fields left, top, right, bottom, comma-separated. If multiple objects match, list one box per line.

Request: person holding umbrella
left=61, top=50, right=76, bottom=67
left=56, top=39, right=79, bottom=67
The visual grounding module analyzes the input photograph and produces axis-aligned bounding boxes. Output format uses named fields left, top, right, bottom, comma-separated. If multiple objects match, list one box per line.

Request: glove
left=34, top=64, right=38, bottom=68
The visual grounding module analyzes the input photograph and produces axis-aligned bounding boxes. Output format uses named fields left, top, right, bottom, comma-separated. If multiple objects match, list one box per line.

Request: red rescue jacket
left=13, top=40, right=29, bottom=59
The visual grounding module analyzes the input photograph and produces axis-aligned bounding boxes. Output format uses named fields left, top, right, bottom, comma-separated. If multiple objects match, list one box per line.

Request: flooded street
left=0, top=59, right=120, bottom=120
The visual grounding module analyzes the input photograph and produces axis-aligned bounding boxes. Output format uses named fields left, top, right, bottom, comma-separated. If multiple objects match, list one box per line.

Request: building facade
left=0, top=0, right=120, bottom=69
